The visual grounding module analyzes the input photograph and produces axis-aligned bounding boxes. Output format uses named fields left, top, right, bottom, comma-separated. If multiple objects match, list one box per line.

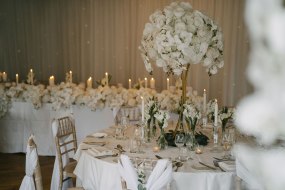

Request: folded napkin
left=218, top=161, right=236, bottom=172
left=146, top=159, right=173, bottom=190
left=87, top=147, right=113, bottom=157
left=118, top=154, right=138, bottom=190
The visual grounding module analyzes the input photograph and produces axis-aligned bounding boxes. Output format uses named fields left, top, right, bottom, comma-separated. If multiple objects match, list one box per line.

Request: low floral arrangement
left=144, top=97, right=159, bottom=141
left=0, top=96, right=10, bottom=118
left=154, top=109, right=170, bottom=149
left=0, top=81, right=203, bottom=119
left=183, top=102, right=201, bottom=133
left=218, top=106, right=235, bottom=132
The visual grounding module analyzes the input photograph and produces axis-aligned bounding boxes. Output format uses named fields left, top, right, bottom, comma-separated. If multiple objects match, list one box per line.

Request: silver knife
left=199, top=161, right=217, bottom=170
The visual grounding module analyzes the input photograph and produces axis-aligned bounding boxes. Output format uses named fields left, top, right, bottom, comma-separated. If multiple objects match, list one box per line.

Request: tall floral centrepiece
left=139, top=2, right=224, bottom=133
left=154, top=110, right=170, bottom=149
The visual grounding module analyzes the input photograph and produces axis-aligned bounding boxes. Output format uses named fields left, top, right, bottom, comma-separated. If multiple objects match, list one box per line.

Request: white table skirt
left=0, top=102, right=115, bottom=155
left=75, top=151, right=235, bottom=190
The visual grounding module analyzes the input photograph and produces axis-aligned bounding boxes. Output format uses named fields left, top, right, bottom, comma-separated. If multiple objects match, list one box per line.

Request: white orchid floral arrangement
left=144, top=97, right=160, bottom=140
left=183, top=102, right=201, bottom=132
left=218, top=106, right=235, bottom=131
left=206, top=99, right=216, bottom=122
left=139, top=1, right=224, bottom=76
left=154, top=109, right=170, bottom=149
left=154, top=109, right=170, bottom=130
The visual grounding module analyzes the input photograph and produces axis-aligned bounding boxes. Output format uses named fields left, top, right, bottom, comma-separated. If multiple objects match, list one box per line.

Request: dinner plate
left=218, top=161, right=236, bottom=172
left=92, top=132, right=108, bottom=138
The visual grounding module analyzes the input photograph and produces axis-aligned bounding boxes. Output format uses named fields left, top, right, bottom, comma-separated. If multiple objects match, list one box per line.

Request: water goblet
left=222, top=131, right=234, bottom=159
left=175, top=133, right=186, bottom=161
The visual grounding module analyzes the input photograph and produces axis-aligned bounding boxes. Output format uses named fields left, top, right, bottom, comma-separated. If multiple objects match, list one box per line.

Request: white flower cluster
left=0, top=96, right=10, bottom=118
left=183, top=103, right=201, bottom=122
left=154, top=110, right=170, bottom=129
left=144, top=97, right=159, bottom=123
left=22, top=84, right=45, bottom=109
left=219, top=107, right=235, bottom=123
left=157, top=88, right=203, bottom=112
left=0, top=82, right=204, bottom=117
left=139, top=2, right=224, bottom=76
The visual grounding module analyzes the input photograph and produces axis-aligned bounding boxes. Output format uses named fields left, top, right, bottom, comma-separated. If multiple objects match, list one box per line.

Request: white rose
left=193, top=14, right=204, bottom=27
left=143, top=23, right=155, bottom=36
left=203, top=57, right=212, bottom=67
left=173, top=7, right=185, bottom=18
left=156, top=59, right=166, bottom=67
left=200, top=42, right=208, bottom=54
left=197, top=29, right=207, bottom=38
left=180, top=2, right=192, bottom=11
left=175, top=21, right=186, bottom=31
left=217, top=60, right=224, bottom=68
left=173, top=68, right=183, bottom=75
left=209, top=65, right=218, bottom=75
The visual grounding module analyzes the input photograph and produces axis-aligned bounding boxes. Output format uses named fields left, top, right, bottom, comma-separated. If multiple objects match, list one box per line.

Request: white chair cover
left=50, top=117, right=73, bottom=190
left=19, top=135, right=38, bottom=190
left=118, top=154, right=173, bottom=190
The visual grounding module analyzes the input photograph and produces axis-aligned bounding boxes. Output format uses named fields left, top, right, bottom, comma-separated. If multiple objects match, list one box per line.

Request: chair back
left=116, top=106, right=141, bottom=125
left=55, top=117, right=78, bottom=171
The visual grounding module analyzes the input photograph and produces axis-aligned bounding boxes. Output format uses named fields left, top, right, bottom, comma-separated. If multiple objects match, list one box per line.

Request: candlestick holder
left=210, top=124, right=222, bottom=153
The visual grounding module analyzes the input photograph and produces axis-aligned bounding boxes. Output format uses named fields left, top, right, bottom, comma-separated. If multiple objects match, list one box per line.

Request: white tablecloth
left=74, top=126, right=236, bottom=190
left=0, top=102, right=115, bottom=155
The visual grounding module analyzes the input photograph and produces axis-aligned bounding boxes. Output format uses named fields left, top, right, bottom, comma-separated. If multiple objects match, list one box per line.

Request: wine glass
left=120, top=116, right=129, bottom=139
left=134, top=126, right=144, bottom=153
left=222, top=131, right=234, bottom=159
left=175, top=133, right=186, bottom=161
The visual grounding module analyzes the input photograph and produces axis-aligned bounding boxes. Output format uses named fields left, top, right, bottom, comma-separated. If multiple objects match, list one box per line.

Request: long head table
left=0, top=102, right=115, bottom=155
left=74, top=125, right=237, bottom=190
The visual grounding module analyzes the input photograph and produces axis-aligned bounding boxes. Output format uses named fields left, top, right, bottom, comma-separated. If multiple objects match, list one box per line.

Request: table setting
left=73, top=114, right=238, bottom=190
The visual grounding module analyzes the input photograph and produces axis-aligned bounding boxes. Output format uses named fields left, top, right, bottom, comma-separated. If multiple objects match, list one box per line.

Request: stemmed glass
left=222, top=130, right=234, bottom=159
left=134, top=126, right=144, bottom=153
left=120, top=116, right=129, bottom=139
left=175, top=133, right=186, bottom=161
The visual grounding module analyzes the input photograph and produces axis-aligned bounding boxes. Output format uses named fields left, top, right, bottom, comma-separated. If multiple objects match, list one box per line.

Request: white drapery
left=0, top=0, right=250, bottom=106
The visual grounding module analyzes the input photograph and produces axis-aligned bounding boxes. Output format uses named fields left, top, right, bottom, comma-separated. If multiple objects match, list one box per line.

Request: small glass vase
left=157, top=128, right=168, bottom=150
left=185, top=131, right=197, bottom=151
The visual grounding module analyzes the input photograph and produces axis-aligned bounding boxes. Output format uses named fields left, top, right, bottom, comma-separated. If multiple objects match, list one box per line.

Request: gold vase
left=174, top=64, right=190, bottom=135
